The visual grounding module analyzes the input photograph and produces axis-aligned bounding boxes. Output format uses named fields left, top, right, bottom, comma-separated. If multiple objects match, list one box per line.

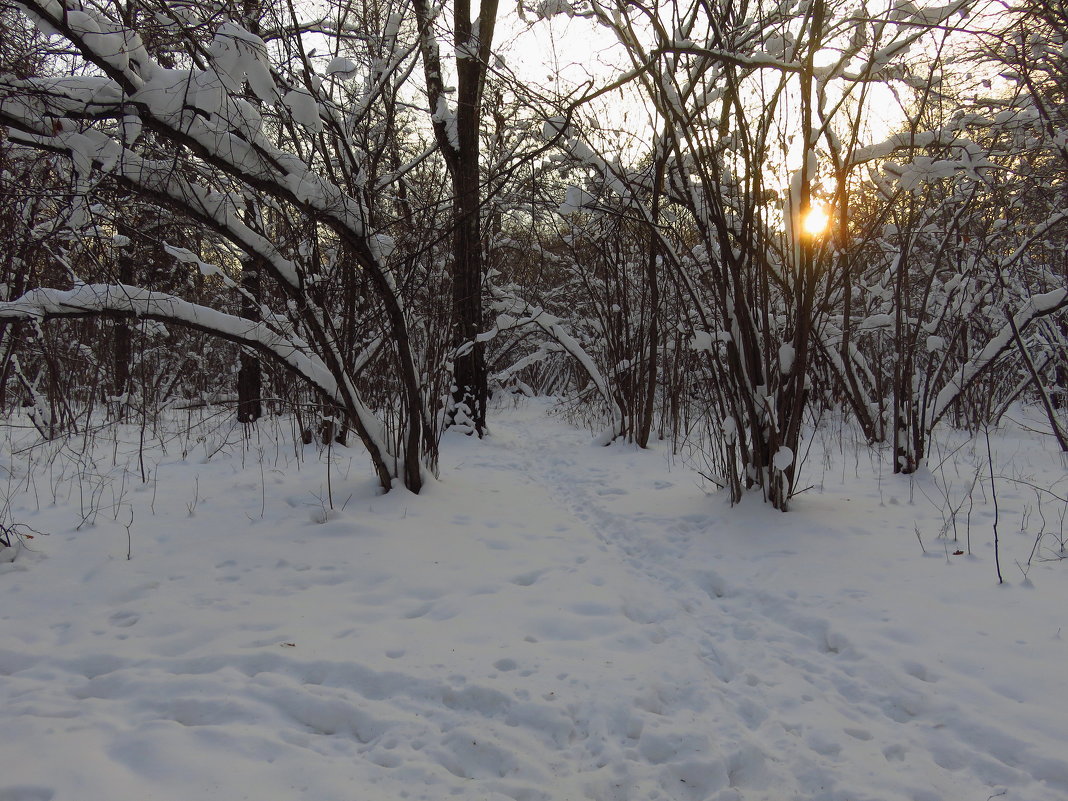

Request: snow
left=119, top=114, right=142, bottom=144
left=1, top=399, right=1067, bottom=801
left=558, top=185, right=597, bottom=215
left=859, top=313, right=894, bottom=331
left=208, top=22, right=275, bottom=103
left=778, top=342, right=795, bottom=374
left=541, top=115, right=568, bottom=142
left=690, top=329, right=730, bottom=351
left=535, top=0, right=574, bottom=20
left=691, top=330, right=714, bottom=352
left=282, top=88, right=323, bottom=133
left=324, top=57, right=359, bottom=79
left=432, top=96, right=460, bottom=151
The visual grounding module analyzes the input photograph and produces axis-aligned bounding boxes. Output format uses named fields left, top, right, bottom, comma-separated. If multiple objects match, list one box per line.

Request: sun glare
left=802, top=204, right=831, bottom=237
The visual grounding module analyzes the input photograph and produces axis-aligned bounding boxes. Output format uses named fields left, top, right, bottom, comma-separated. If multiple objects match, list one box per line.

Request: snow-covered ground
left=1, top=399, right=1066, bottom=801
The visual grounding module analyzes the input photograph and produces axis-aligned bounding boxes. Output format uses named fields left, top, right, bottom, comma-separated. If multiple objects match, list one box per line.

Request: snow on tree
left=0, top=0, right=439, bottom=492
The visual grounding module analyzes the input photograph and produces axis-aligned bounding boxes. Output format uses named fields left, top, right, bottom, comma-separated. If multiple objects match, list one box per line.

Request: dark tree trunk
left=237, top=257, right=262, bottom=423
left=236, top=1, right=264, bottom=426
left=449, top=48, right=487, bottom=430
left=1054, top=362, right=1067, bottom=410
left=415, top=0, right=497, bottom=436
left=112, top=238, right=134, bottom=419
left=636, top=155, right=666, bottom=449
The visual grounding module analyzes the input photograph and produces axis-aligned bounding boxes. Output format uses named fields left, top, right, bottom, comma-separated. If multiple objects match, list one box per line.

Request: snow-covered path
left=1, top=401, right=1066, bottom=800
left=502, top=407, right=1068, bottom=801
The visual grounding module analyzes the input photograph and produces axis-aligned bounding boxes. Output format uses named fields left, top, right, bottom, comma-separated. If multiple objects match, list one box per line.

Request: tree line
left=0, top=0, right=1065, bottom=509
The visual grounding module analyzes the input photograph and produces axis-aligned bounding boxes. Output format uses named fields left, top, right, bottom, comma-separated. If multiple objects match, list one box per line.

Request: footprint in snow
left=109, top=610, right=139, bottom=628
left=404, top=602, right=434, bottom=619
left=511, top=569, right=547, bottom=586
left=883, top=744, right=907, bottom=761
left=902, top=660, right=937, bottom=683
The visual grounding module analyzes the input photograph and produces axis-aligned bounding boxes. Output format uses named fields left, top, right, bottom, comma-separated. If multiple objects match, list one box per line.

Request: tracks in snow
left=506, top=415, right=1068, bottom=801
left=3, top=404, right=1066, bottom=801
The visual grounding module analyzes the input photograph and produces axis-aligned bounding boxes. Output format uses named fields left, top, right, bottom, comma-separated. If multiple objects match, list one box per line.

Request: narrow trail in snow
left=497, top=407, right=1068, bottom=801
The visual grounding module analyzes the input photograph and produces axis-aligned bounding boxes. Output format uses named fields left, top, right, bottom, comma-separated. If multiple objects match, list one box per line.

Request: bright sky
left=492, top=5, right=909, bottom=166
left=495, top=11, right=627, bottom=93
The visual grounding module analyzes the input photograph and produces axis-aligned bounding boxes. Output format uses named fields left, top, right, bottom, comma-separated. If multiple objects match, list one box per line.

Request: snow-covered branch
left=0, top=284, right=342, bottom=401
left=927, top=288, right=1068, bottom=428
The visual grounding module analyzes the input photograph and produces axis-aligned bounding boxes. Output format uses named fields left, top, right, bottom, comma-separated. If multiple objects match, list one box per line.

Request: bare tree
left=531, top=0, right=984, bottom=507
left=0, top=0, right=439, bottom=491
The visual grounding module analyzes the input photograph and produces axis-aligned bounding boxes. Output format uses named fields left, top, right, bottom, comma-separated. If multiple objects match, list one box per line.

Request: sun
left=802, top=204, right=831, bottom=237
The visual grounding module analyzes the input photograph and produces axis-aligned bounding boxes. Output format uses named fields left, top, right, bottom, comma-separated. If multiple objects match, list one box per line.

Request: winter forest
left=1, top=0, right=1067, bottom=799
